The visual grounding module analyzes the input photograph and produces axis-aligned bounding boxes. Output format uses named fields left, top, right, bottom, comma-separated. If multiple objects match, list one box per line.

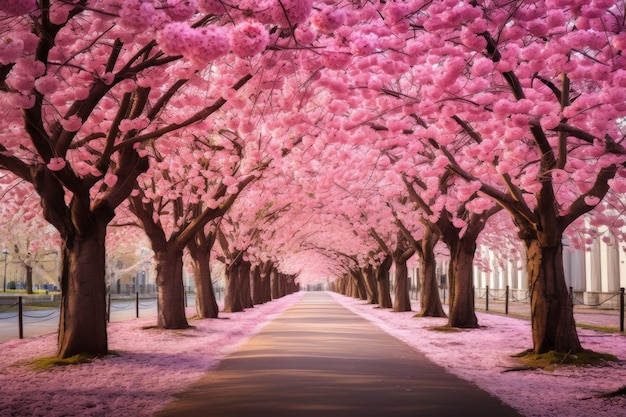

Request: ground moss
left=427, top=325, right=464, bottom=332
left=30, top=353, right=95, bottom=370
left=511, top=349, right=618, bottom=371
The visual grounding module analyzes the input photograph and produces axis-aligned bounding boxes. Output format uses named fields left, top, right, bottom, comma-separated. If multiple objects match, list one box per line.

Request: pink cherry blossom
left=311, top=7, right=346, bottom=34
left=231, top=22, right=269, bottom=58
left=46, top=157, right=66, bottom=171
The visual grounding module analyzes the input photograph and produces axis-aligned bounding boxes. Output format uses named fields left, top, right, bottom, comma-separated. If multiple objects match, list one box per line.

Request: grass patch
left=510, top=349, right=618, bottom=371
left=30, top=353, right=97, bottom=371
left=576, top=323, right=622, bottom=334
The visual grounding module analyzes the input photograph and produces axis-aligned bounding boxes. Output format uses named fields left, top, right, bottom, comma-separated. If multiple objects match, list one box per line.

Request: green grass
left=511, top=349, right=618, bottom=371
left=576, top=322, right=623, bottom=334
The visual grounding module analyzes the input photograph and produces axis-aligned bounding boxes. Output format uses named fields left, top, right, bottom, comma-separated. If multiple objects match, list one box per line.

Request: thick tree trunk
left=191, top=256, right=219, bottom=318
left=362, top=265, right=378, bottom=304
left=350, top=270, right=368, bottom=300
left=393, top=259, right=412, bottom=312
left=239, top=260, right=253, bottom=309
left=259, top=262, right=273, bottom=303
left=155, top=249, right=189, bottom=329
left=278, top=272, right=286, bottom=298
left=448, top=247, right=478, bottom=328
left=375, top=256, right=393, bottom=308
left=252, top=265, right=264, bottom=305
left=224, top=261, right=244, bottom=312
left=525, top=239, right=582, bottom=353
left=57, top=228, right=108, bottom=358
left=419, top=229, right=446, bottom=317
left=188, top=234, right=219, bottom=319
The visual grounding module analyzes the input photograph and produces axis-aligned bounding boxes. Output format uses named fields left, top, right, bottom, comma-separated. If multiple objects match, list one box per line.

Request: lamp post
left=2, top=248, right=8, bottom=293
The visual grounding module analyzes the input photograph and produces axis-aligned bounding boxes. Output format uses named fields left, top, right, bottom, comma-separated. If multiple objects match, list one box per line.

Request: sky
left=0, top=292, right=624, bottom=417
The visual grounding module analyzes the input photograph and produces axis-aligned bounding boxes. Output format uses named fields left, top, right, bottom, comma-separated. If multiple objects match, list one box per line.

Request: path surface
left=155, top=292, right=522, bottom=417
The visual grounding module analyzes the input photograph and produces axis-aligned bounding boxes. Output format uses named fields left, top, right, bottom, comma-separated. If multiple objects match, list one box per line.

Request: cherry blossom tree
left=391, top=0, right=626, bottom=353
left=0, top=0, right=322, bottom=357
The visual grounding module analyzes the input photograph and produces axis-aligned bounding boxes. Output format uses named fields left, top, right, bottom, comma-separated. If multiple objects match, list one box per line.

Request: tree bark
left=448, top=247, right=478, bottom=328
left=239, top=260, right=253, bottom=309
left=57, top=227, right=108, bottom=358
left=191, top=255, right=219, bottom=319
left=187, top=234, right=219, bottom=319
left=224, top=260, right=244, bottom=312
left=440, top=211, right=494, bottom=329
left=393, top=258, right=412, bottom=312
left=362, top=265, right=378, bottom=304
left=154, top=249, right=189, bottom=329
left=525, top=239, right=582, bottom=353
left=419, top=228, right=446, bottom=317
left=270, top=267, right=280, bottom=300
left=252, top=265, right=264, bottom=305
left=375, top=255, right=393, bottom=308
left=25, top=265, right=34, bottom=295
left=349, top=270, right=368, bottom=300
left=258, top=262, right=273, bottom=303
left=392, top=234, right=414, bottom=312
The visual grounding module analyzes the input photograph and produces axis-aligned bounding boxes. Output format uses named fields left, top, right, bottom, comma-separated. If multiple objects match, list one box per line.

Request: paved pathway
left=155, top=292, right=522, bottom=417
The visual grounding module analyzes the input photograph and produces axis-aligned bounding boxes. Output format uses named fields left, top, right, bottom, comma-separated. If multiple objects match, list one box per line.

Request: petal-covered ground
left=0, top=291, right=624, bottom=417
left=330, top=293, right=626, bottom=417
left=0, top=293, right=304, bottom=417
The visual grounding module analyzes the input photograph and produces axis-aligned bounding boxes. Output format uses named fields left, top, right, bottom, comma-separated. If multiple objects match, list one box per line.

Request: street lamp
left=2, top=248, right=8, bottom=293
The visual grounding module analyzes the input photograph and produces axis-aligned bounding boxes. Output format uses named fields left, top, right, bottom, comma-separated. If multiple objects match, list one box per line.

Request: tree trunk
left=57, top=228, right=108, bottom=358
left=188, top=234, right=219, bottom=319
left=271, top=268, right=280, bottom=299
left=393, top=259, right=412, bottom=312
left=349, top=270, right=368, bottom=300
left=525, top=239, right=582, bottom=353
left=239, top=260, right=253, bottom=309
left=448, top=247, right=478, bottom=328
left=25, top=265, right=33, bottom=295
left=155, top=249, right=189, bottom=329
left=259, top=262, right=273, bottom=303
left=191, top=256, right=219, bottom=318
left=419, top=228, right=446, bottom=317
left=278, top=272, right=286, bottom=298
left=252, top=265, right=264, bottom=305
left=375, top=255, right=393, bottom=308
left=224, top=261, right=244, bottom=312
left=362, top=265, right=378, bottom=304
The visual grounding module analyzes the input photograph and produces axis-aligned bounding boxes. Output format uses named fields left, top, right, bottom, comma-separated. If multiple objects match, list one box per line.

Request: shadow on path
left=155, top=292, right=522, bottom=417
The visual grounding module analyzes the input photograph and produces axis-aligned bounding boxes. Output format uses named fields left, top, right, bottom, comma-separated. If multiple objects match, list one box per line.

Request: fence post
left=184, top=286, right=188, bottom=308
left=136, top=291, right=139, bottom=318
left=18, top=296, right=23, bottom=339
left=619, top=287, right=624, bottom=332
left=505, top=285, right=509, bottom=315
left=486, top=285, right=489, bottom=311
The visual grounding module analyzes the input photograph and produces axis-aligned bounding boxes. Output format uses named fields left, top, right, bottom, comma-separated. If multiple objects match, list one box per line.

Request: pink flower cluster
left=157, top=22, right=230, bottom=66
left=237, top=0, right=312, bottom=28
left=231, top=22, right=270, bottom=58
left=311, top=7, right=346, bottom=34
